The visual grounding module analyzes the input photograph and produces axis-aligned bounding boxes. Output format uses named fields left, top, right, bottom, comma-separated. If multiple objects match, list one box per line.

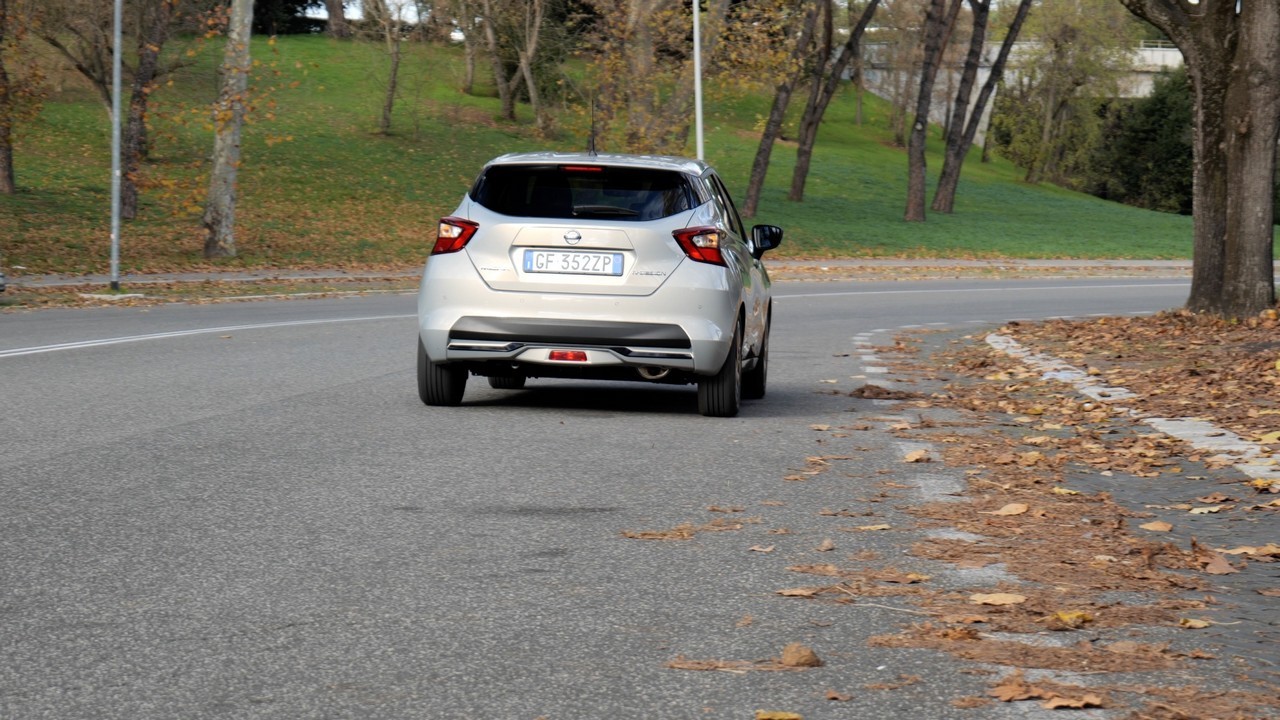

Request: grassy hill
left=1, top=35, right=1197, bottom=275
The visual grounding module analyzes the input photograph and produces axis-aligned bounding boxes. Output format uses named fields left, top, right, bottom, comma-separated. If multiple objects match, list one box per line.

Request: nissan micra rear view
left=416, top=151, right=782, bottom=417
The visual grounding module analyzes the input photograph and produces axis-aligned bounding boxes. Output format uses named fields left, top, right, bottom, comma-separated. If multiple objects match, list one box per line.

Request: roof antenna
left=587, top=92, right=598, bottom=156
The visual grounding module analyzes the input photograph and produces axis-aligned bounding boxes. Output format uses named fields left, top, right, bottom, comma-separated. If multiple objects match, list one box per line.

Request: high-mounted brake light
left=560, top=165, right=603, bottom=173
left=672, top=226, right=726, bottom=266
left=433, top=217, right=479, bottom=255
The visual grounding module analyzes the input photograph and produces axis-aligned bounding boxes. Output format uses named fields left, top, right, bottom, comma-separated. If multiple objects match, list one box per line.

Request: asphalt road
left=0, top=278, right=1195, bottom=719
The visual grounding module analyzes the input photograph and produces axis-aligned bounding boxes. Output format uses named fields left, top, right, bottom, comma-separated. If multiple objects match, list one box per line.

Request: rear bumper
left=417, top=253, right=737, bottom=374
left=449, top=316, right=692, bottom=349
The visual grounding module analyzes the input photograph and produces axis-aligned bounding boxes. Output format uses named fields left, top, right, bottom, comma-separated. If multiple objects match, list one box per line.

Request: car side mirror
left=751, top=224, right=783, bottom=259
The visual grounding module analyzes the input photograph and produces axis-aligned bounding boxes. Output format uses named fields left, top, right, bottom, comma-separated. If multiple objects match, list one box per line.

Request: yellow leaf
left=904, top=450, right=931, bottom=463
left=1257, top=431, right=1280, bottom=444
left=1052, top=487, right=1081, bottom=496
left=1049, top=610, right=1094, bottom=628
left=756, top=712, right=803, bottom=720
left=979, top=503, right=1028, bottom=516
left=970, top=593, right=1027, bottom=606
left=1140, top=521, right=1173, bottom=532
left=854, top=524, right=892, bottom=531
left=1179, top=618, right=1211, bottom=629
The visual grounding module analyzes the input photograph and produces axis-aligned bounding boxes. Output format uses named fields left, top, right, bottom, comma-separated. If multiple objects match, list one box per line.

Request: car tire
left=742, top=312, right=769, bottom=401
left=698, top=322, right=742, bottom=417
left=488, top=375, right=526, bottom=390
left=418, top=338, right=467, bottom=406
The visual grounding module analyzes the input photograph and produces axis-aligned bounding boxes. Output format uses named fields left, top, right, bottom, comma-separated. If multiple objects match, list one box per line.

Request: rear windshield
left=471, top=164, right=700, bottom=221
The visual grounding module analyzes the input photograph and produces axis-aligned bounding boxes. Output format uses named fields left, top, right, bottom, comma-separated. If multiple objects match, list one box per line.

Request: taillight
left=433, top=217, right=478, bottom=255
left=673, top=226, right=726, bottom=266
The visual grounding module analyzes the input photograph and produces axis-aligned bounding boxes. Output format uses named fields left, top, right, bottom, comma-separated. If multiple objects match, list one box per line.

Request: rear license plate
left=523, top=249, right=624, bottom=276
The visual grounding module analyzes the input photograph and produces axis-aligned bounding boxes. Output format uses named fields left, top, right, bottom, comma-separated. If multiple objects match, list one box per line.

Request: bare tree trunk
left=456, top=0, right=476, bottom=93
left=0, top=0, right=15, bottom=195
left=121, top=0, right=176, bottom=220
left=202, top=0, right=254, bottom=259
left=1219, top=6, right=1279, bottom=315
left=478, top=0, right=515, bottom=120
left=380, top=35, right=401, bottom=134
left=904, top=0, right=961, bottom=222
left=932, top=0, right=1032, bottom=213
left=743, top=1, right=820, bottom=218
left=1120, top=0, right=1278, bottom=318
left=325, top=0, right=351, bottom=38
left=515, top=0, right=547, bottom=134
left=788, top=0, right=880, bottom=202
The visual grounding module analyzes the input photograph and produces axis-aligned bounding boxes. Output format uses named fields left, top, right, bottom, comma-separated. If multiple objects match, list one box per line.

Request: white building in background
left=860, top=41, right=1185, bottom=146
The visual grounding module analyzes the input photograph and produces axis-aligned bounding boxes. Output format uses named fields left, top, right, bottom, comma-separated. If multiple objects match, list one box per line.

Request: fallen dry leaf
left=1042, top=694, right=1104, bottom=710
left=1046, top=610, right=1094, bottom=629
left=810, top=424, right=831, bottom=432
left=1051, top=487, right=1081, bottom=496
left=1257, top=588, right=1280, bottom=597
left=1179, top=618, right=1211, bottom=629
left=979, top=503, right=1029, bottom=516
left=971, top=593, right=1027, bottom=606
left=904, top=449, right=932, bottom=463
left=780, top=643, right=823, bottom=668
left=1189, top=505, right=1228, bottom=515
left=1195, top=493, right=1233, bottom=504
left=815, top=538, right=836, bottom=552
left=788, top=563, right=843, bottom=577
left=1140, top=521, right=1173, bottom=532
left=824, top=689, right=852, bottom=702
left=852, top=524, right=892, bottom=532
left=865, top=674, right=921, bottom=691
left=756, top=712, right=803, bottom=720
left=1219, top=543, right=1280, bottom=556
left=749, top=545, right=776, bottom=553
left=777, top=587, right=826, bottom=598
left=1192, top=538, right=1239, bottom=575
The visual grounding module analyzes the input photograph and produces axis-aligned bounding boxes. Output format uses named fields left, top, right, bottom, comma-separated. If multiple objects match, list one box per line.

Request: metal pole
left=693, top=0, right=703, bottom=160
left=109, top=0, right=123, bottom=291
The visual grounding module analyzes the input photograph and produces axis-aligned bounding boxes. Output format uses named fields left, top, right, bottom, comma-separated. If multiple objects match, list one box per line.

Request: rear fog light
left=549, top=350, right=588, bottom=362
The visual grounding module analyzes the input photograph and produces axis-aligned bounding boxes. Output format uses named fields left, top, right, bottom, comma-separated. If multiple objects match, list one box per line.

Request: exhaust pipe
left=637, top=367, right=670, bottom=381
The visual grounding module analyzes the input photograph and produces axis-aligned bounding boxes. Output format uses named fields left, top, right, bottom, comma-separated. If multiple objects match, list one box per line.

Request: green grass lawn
left=1, top=35, right=1202, bottom=275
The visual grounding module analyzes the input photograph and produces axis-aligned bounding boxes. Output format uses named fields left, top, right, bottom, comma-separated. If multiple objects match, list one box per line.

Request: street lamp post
left=109, top=0, right=123, bottom=291
left=693, top=0, right=703, bottom=160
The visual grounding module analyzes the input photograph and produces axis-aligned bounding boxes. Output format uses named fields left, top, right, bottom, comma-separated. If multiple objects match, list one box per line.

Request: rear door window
left=472, top=165, right=699, bottom=221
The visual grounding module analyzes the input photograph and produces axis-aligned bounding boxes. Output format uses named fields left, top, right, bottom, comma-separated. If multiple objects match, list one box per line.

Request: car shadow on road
left=461, top=381, right=846, bottom=419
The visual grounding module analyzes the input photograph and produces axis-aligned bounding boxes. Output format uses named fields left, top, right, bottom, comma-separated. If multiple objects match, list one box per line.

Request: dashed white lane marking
left=987, top=333, right=1280, bottom=482
left=986, top=333, right=1138, bottom=402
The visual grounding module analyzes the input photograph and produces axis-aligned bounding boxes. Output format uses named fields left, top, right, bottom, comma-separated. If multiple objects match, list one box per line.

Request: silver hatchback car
left=416, top=151, right=782, bottom=417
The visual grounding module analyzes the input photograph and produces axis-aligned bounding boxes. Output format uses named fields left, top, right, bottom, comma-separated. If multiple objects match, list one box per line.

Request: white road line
left=0, top=314, right=416, bottom=358
left=774, top=282, right=1188, bottom=301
